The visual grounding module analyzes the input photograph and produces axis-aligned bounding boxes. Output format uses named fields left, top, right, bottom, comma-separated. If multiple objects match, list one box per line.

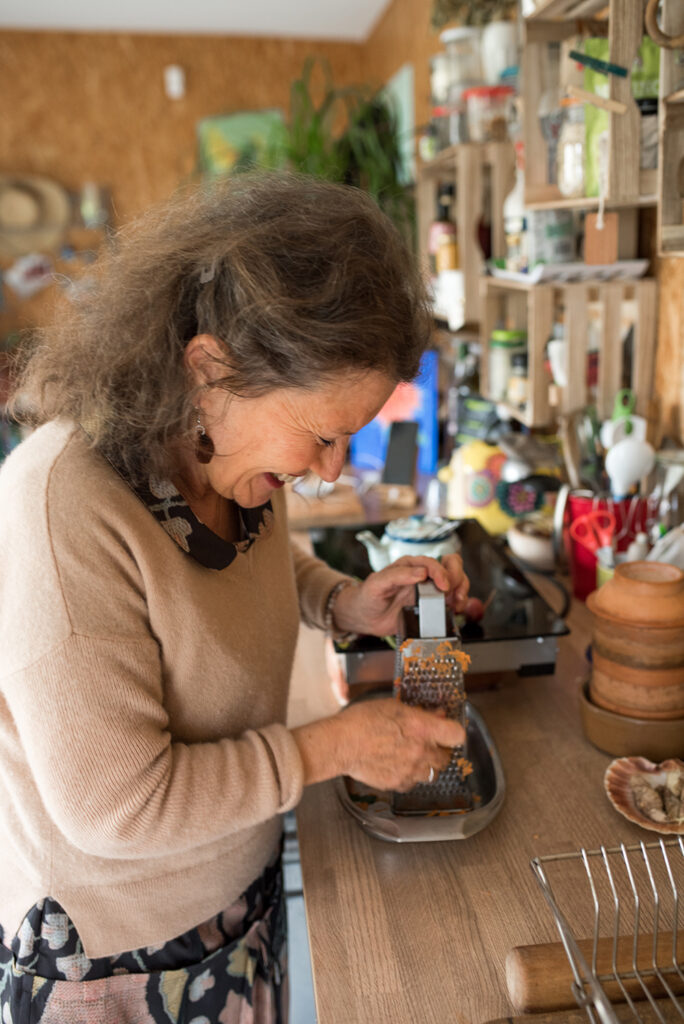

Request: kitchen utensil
left=335, top=698, right=505, bottom=843
left=569, top=509, right=616, bottom=557
left=529, top=839, right=683, bottom=1021
left=484, top=1002, right=683, bottom=1024
left=606, top=437, right=656, bottom=501
left=601, top=414, right=649, bottom=450
left=507, top=930, right=684, bottom=1012
left=392, top=581, right=472, bottom=815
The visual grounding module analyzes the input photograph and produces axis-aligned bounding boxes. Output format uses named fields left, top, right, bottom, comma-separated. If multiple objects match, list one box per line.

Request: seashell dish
left=604, top=757, right=684, bottom=835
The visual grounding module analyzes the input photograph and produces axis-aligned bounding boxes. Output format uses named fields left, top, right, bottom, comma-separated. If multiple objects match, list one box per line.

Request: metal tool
left=391, top=581, right=472, bottom=816
left=528, top=838, right=684, bottom=1023
left=569, top=510, right=617, bottom=561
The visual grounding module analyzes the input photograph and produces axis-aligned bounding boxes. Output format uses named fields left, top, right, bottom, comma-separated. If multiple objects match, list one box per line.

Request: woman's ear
left=183, top=334, right=230, bottom=387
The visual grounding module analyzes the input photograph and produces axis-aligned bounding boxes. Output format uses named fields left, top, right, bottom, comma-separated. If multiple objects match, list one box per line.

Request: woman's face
left=187, top=338, right=396, bottom=508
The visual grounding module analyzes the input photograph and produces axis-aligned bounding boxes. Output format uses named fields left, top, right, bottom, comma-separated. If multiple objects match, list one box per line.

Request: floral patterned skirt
left=0, top=847, right=287, bottom=1024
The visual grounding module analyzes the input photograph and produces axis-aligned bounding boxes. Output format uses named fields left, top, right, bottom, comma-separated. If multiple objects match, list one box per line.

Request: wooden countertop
left=294, top=580, right=662, bottom=1024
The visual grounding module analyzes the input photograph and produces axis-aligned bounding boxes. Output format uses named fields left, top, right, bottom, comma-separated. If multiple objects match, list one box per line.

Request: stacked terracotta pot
left=587, top=561, right=684, bottom=722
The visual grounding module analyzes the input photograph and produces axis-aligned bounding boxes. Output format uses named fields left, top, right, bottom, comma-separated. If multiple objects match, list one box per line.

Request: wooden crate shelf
left=656, top=0, right=684, bottom=256
left=658, top=89, right=684, bottom=254
left=525, top=0, right=609, bottom=21
left=479, top=275, right=657, bottom=428
left=416, top=141, right=515, bottom=324
left=522, top=0, right=654, bottom=210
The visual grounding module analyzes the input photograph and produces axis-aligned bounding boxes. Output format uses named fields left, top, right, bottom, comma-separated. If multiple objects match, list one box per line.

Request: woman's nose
left=311, top=440, right=348, bottom=482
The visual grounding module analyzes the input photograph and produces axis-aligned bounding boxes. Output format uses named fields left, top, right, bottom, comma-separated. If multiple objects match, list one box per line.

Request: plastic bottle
left=503, top=141, right=528, bottom=273
left=625, top=532, right=650, bottom=562
left=427, top=185, right=457, bottom=277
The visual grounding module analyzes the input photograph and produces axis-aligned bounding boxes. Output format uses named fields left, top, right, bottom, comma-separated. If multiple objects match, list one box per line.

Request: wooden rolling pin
left=506, top=931, right=684, bottom=1012
left=485, top=998, right=683, bottom=1024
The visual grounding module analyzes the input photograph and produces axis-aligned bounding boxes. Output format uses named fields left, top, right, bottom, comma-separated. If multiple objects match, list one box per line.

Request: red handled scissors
left=569, top=510, right=616, bottom=556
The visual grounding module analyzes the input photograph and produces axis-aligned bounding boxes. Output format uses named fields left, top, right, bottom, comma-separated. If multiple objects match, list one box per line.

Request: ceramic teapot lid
left=384, top=515, right=458, bottom=543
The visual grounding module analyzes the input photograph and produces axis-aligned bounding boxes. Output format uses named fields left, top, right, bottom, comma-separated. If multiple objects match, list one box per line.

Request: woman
left=0, top=172, right=469, bottom=1023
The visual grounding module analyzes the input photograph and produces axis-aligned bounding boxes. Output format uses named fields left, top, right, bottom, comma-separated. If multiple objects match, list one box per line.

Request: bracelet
left=324, top=579, right=359, bottom=644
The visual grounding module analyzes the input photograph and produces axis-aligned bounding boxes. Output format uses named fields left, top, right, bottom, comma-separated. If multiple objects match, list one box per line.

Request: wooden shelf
left=657, top=34, right=684, bottom=255
left=479, top=276, right=657, bottom=428
left=525, top=193, right=657, bottom=212
left=416, top=141, right=515, bottom=324
left=495, top=401, right=535, bottom=428
left=525, top=0, right=609, bottom=21
left=522, top=0, right=653, bottom=210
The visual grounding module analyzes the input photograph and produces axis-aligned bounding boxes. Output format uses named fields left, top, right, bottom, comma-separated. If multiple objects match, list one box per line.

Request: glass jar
left=463, top=85, right=514, bottom=142
left=430, top=106, right=452, bottom=151
left=439, top=26, right=484, bottom=146
left=507, top=351, right=529, bottom=409
left=439, top=26, right=483, bottom=86
left=557, top=98, right=586, bottom=198
left=430, top=52, right=452, bottom=105
left=488, top=329, right=526, bottom=401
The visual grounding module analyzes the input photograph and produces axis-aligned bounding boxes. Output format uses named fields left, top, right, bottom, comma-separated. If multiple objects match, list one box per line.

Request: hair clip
left=199, top=261, right=216, bottom=284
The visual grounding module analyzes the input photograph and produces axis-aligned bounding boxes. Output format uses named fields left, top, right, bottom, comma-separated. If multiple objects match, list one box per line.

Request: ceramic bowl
left=506, top=518, right=555, bottom=571
left=604, top=755, right=684, bottom=835
left=579, top=681, right=684, bottom=760
left=587, top=560, right=684, bottom=627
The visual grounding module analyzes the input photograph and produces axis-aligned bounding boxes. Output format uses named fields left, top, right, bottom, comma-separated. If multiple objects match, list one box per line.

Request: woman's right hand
left=291, top=698, right=465, bottom=792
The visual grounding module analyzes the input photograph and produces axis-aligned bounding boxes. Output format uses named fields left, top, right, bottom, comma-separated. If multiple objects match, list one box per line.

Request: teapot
left=355, top=516, right=461, bottom=573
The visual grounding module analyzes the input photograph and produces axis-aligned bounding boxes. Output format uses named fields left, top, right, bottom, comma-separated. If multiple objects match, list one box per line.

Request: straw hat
left=0, top=174, right=71, bottom=260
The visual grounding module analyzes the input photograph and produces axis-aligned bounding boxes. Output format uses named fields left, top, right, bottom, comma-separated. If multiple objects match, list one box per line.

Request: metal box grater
left=391, top=582, right=473, bottom=816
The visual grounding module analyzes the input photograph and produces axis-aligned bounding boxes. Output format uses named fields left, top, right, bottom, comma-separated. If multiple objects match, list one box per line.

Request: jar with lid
left=506, top=351, right=528, bottom=410
left=439, top=26, right=484, bottom=145
left=557, top=98, right=586, bottom=198
left=488, top=329, right=526, bottom=401
left=439, top=26, right=483, bottom=87
left=463, top=85, right=514, bottom=142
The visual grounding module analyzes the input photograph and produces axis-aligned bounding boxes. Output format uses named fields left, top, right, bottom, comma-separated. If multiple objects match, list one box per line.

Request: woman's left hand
left=333, top=553, right=470, bottom=639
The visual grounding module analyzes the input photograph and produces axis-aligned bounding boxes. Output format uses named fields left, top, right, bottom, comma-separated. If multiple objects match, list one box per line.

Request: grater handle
left=417, top=580, right=447, bottom=638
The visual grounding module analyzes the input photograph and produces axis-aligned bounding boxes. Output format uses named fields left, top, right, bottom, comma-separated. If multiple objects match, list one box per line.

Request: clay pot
left=586, top=561, right=684, bottom=721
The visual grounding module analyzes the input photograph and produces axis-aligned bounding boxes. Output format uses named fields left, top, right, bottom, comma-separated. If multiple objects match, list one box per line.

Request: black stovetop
left=310, top=518, right=569, bottom=652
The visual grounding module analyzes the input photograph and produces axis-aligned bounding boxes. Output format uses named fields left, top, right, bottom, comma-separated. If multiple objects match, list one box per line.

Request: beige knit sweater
left=0, top=420, right=347, bottom=957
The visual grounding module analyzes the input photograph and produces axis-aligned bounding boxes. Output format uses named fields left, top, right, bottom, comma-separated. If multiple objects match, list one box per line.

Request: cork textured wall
left=1, top=4, right=682, bottom=437
left=0, top=30, right=365, bottom=222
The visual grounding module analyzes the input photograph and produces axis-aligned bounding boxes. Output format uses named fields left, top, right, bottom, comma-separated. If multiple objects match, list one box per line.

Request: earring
left=195, top=410, right=215, bottom=464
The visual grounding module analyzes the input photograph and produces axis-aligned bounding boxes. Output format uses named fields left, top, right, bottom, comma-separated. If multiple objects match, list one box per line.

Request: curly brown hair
left=10, top=172, right=432, bottom=484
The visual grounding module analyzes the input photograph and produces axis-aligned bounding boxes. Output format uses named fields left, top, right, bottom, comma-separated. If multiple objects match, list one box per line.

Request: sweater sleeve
left=2, top=634, right=304, bottom=859
left=290, top=540, right=353, bottom=630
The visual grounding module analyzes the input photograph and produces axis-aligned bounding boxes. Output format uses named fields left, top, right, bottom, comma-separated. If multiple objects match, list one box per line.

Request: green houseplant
left=266, top=58, right=415, bottom=242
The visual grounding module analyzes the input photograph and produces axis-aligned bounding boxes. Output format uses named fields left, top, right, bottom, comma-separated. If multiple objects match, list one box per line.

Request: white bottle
left=625, top=532, right=650, bottom=562
left=503, top=141, right=528, bottom=273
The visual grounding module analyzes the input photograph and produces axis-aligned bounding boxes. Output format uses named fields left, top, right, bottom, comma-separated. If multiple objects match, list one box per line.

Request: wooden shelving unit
left=416, top=0, right=667, bottom=435
left=415, top=141, right=515, bottom=323
left=479, top=275, right=657, bottom=428
left=521, top=0, right=656, bottom=209
left=656, top=2, right=684, bottom=256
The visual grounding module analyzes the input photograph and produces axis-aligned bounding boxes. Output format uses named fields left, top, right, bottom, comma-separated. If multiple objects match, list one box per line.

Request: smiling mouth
left=271, top=472, right=300, bottom=483
left=264, top=471, right=302, bottom=490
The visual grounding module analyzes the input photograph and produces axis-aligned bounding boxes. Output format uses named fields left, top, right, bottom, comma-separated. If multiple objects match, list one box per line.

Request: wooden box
left=479, top=275, right=657, bottom=428
left=522, top=0, right=657, bottom=212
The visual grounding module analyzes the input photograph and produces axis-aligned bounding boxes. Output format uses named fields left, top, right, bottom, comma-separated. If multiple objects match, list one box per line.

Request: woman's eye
left=318, top=436, right=335, bottom=448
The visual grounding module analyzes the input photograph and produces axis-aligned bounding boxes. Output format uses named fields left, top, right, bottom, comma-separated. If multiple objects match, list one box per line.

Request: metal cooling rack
left=531, top=838, right=684, bottom=1024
